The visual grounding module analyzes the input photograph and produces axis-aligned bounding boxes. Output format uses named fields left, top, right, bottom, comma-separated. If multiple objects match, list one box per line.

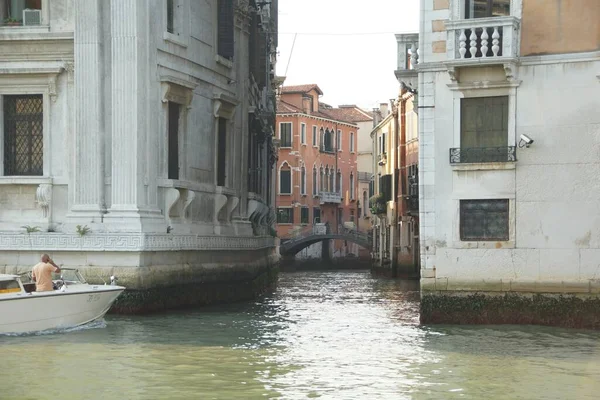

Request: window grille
left=3, top=94, right=43, bottom=176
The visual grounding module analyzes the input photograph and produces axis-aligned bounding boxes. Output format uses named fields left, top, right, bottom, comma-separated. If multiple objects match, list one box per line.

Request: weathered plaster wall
left=521, top=0, right=600, bottom=56
left=423, top=58, right=600, bottom=289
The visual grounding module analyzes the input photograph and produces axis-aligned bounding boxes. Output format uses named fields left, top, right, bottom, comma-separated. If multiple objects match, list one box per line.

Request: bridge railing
left=280, top=223, right=372, bottom=250
left=337, top=224, right=372, bottom=243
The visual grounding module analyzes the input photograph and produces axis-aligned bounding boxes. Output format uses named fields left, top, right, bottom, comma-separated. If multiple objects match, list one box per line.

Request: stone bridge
left=280, top=225, right=372, bottom=256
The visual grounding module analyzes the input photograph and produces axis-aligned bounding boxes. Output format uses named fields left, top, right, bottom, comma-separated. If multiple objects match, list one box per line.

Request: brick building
left=275, top=84, right=360, bottom=259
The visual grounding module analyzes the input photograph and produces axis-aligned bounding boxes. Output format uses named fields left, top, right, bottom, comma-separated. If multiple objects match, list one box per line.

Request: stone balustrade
left=446, top=16, right=520, bottom=61
left=319, top=191, right=341, bottom=204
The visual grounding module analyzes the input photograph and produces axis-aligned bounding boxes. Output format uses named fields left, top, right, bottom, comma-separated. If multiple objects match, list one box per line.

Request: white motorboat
left=0, top=268, right=125, bottom=335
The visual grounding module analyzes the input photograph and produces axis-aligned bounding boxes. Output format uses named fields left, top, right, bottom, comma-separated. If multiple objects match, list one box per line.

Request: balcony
left=319, top=191, right=341, bottom=204
left=444, top=16, right=520, bottom=80
left=449, top=146, right=517, bottom=164
left=394, top=33, right=419, bottom=91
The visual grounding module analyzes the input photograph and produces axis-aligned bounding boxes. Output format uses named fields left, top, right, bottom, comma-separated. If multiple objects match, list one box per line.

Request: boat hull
left=0, top=286, right=124, bottom=334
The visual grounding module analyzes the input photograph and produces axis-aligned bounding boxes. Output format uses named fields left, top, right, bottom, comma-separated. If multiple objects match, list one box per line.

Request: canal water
left=2, top=270, right=600, bottom=400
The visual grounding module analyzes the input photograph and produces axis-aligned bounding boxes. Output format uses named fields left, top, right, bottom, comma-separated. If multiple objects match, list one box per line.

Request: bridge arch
left=280, top=233, right=372, bottom=256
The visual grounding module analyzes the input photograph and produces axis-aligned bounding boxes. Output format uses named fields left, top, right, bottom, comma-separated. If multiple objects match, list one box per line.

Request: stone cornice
left=0, top=233, right=275, bottom=252
left=277, top=113, right=358, bottom=129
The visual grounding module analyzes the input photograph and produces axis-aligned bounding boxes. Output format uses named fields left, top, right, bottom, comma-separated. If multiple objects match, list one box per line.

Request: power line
left=278, top=31, right=400, bottom=36
left=284, top=33, right=298, bottom=77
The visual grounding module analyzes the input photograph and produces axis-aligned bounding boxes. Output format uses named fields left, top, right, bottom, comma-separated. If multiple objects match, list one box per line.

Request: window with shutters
left=300, top=123, right=306, bottom=145
left=450, top=96, right=515, bottom=163
left=3, top=95, right=43, bottom=176
left=349, top=173, right=355, bottom=200
left=279, top=122, right=292, bottom=148
left=300, top=207, right=309, bottom=224
left=217, top=0, right=234, bottom=60
left=336, top=130, right=342, bottom=152
left=460, top=199, right=509, bottom=241
left=277, top=207, right=293, bottom=224
left=350, top=132, right=355, bottom=152
left=300, top=165, right=306, bottom=195
left=379, top=174, right=393, bottom=201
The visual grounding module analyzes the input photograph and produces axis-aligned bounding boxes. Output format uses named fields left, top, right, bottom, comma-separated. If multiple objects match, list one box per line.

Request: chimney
left=372, top=108, right=381, bottom=127
left=379, top=103, right=389, bottom=117
left=302, top=96, right=311, bottom=114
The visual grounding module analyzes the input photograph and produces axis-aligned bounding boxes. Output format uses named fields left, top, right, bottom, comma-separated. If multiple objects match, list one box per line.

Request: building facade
left=0, top=0, right=280, bottom=312
left=417, top=0, right=600, bottom=328
left=370, top=90, right=419, bottom=277
left=275, top=85, right=360, bottom=260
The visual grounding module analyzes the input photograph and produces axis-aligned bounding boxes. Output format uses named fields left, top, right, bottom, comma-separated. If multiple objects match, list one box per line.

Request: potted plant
left=4, top=17, right=22, bottom=26
left=369, top=194, right=387, bottom=216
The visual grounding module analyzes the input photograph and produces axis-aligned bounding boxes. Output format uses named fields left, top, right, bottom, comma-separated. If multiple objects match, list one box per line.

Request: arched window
left=312, top=166, right=318, bottom=195
left=324, top=166, right=330, bottom=192
left=350, top=172, right=355, bottom=200
left=319, top=128, right=324, bottom=150
left=320, top=167, right=325, bottom=192
left=336, top=170, right=341, bottom=194
left=329, top=169, right=334, bottom=192
left=300, top=165, right=306, bottom=195
left=279, top=162, right=292, bottom=194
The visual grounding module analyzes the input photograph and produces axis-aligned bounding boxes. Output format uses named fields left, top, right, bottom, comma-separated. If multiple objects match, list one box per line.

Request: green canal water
left=2, top=270, right=599, bottom=399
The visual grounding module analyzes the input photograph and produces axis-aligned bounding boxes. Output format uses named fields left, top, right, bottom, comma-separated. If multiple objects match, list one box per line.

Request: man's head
left=41, top=254, right=50, bottom=263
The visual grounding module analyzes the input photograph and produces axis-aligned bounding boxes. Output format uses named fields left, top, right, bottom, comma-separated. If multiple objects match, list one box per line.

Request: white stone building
left=0, top=0, right=280, bottom=312
left=417, top=0, right=600, bottom=327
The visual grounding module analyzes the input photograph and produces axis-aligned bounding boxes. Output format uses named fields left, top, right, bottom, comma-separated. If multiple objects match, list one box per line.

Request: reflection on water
left=2, top=271, right=599, bottom=400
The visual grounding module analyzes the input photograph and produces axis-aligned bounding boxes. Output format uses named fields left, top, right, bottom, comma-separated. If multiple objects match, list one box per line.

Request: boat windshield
left=59, top=269, right=87, bottom=284
left=0, top=278, right=22, bottom=294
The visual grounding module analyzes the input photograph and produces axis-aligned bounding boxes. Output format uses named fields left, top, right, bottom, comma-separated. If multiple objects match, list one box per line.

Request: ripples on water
left=1, top=270, right=599, bottom=400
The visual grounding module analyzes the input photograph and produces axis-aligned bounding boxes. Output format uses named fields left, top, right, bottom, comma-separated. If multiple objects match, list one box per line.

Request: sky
left=276, top=0, right=420, bottom=110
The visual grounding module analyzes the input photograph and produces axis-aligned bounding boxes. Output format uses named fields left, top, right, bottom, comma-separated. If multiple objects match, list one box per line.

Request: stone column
left=68, top=0, right=106, bottom=221
left=105, top=0, right=162, bottom=231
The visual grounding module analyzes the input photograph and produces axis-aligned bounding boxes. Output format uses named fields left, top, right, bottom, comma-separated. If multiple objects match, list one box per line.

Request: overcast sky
left=276, top=0, right=419, bottom=110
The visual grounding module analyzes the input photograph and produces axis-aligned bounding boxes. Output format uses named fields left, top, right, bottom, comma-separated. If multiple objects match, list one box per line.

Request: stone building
left=0, top=0, right=280, bottom=312
left=417, top=0, right=600, bottom=328
left=369, top=84, right=419, bottom=278
left=275, top=84, right=361, bottom=260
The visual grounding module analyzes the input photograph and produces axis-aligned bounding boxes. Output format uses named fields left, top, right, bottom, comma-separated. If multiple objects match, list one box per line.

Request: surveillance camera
left=520, top=134, right=533, bottom=145
left=519, top=134, right=534, bottom=148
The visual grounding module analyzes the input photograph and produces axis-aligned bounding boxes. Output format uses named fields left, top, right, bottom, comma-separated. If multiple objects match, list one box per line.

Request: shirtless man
left=32, top=254, right=61, bottom=292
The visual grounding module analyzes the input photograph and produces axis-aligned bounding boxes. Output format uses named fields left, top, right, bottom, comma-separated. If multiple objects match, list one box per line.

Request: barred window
left=277, top=208, right=293, bottom=224
left=460, top=199, right=509, bottom=241
left=3, top=94, right=43, bottom=176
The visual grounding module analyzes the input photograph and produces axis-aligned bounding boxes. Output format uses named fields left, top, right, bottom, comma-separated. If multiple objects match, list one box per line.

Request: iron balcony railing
left=357, top=171, right=372, bottom=182
left=449, top=146, right=517, bottom=164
